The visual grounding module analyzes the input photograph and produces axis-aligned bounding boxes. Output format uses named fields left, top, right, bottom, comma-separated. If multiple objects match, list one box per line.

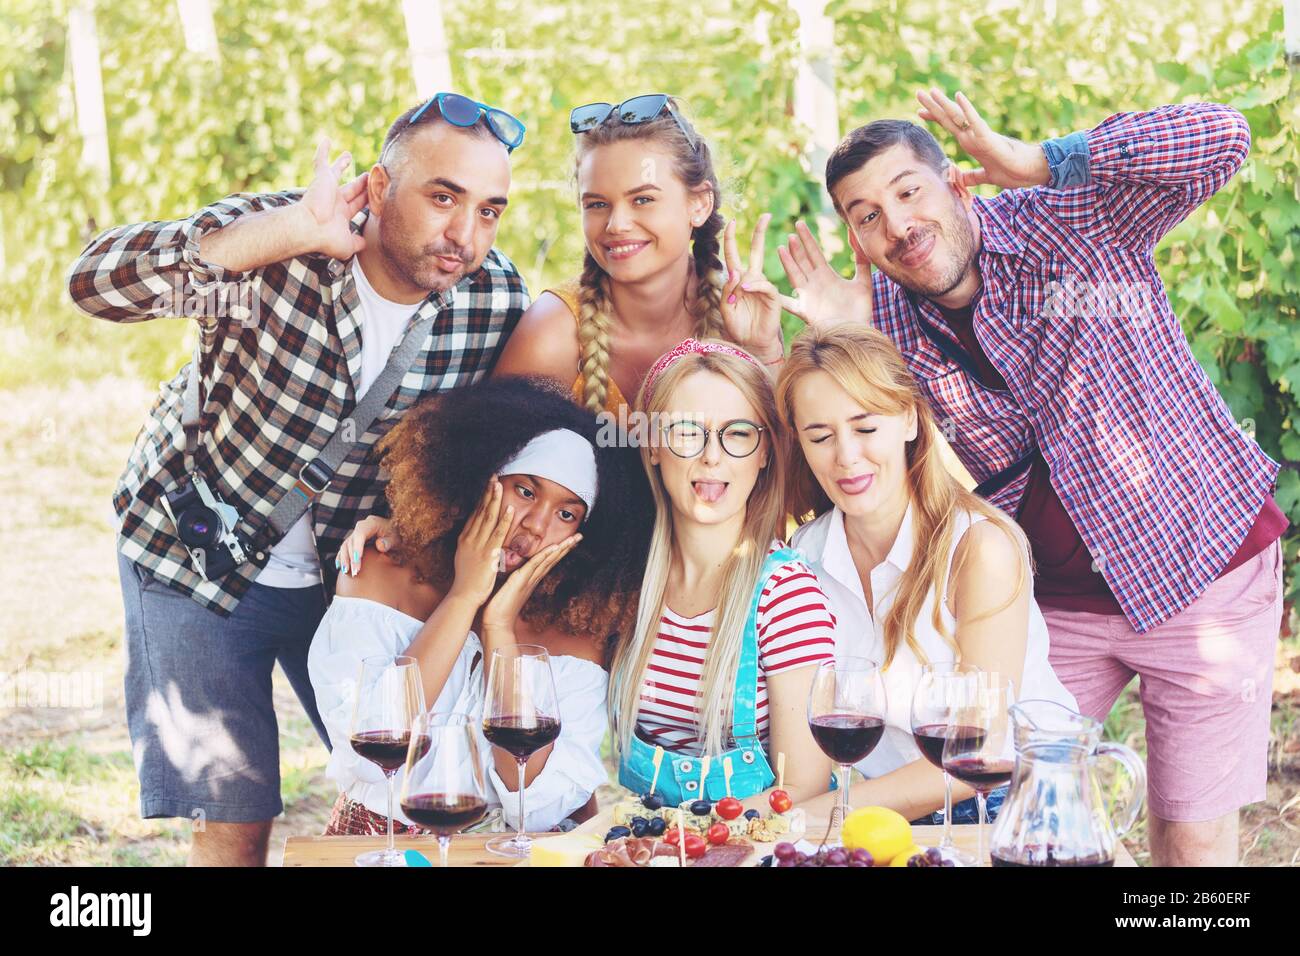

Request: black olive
left=640, top=793, right=664, bottom=810
left=630, top=819, right=649, bottom=838
left=744, top=809, right=761, bottom=820
left=690, top=799, right=712, bottom=816
left=647, top=817, right=667, bottom=836
left=604, top=825, right=631, bottom=843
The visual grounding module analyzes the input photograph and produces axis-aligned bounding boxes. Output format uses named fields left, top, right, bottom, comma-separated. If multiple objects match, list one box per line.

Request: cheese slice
left=529, top=831, right=605, bottom=867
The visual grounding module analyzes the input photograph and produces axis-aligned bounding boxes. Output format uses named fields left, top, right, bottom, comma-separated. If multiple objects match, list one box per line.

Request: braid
left=570, top=96, right=731, bottom=398
left=576, top=252, right=615, bottom=414
left=690, top=207, right=727, bottom=342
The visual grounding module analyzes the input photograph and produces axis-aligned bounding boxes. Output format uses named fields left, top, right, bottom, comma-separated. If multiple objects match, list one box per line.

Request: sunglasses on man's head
left=398, top=92, right=526, bottom=155
left=569, top=93, right=698, bottom=151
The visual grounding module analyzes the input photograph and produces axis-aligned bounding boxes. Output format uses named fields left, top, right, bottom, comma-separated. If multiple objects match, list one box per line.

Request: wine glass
left=399, top=711, right=489, bottom=867
left=349, top=655, right=426, bottom=867
left=910, top=662, right=983, bottom=865
left=941, top=674, right=1016, bottom=866
left=807, top=657, right=887, bottom=836
left=482, top=645, right=562, bottom=858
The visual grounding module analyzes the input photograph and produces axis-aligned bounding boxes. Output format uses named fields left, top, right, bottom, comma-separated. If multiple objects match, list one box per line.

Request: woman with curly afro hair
left=309, top=376, right=652, bottom=842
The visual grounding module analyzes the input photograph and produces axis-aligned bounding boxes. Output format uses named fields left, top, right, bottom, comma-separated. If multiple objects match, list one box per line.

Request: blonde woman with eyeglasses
left=609, top=339, right=837, bottom=811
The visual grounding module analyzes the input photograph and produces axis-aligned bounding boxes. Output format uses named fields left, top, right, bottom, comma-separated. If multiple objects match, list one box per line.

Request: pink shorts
left=1042, top=539, right=1283, bottom=823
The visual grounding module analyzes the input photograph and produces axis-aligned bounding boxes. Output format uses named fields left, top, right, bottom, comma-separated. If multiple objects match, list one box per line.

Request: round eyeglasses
left=661, top=420, right=765, bottom=459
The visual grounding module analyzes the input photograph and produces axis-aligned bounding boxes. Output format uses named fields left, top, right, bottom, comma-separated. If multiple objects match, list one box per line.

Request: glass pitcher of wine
left=988, top=699, right=1146, bottom=867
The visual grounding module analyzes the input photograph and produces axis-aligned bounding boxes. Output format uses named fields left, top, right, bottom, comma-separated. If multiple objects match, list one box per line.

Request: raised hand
left=776, top=220, right=874, bottom=329
left=447, top=476, right=514, bottom=608
left=480, top=532, right=583, bottom=641
left=720, top=214, right=785, bottom=364
left=915, top=89, right=1049, bottom=191
left=298, top=137, right=370, bottom=260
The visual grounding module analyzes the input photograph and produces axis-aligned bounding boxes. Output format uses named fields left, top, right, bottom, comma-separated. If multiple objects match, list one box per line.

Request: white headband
left=497, top=428, right=599, bottom=516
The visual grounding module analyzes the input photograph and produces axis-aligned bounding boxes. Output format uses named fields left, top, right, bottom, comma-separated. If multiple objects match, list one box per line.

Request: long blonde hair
left=609, top=346, right=787, bottom=755
left=572, top=97, right=727, bottom=413
left=775, top=324, right=1031, bottom=669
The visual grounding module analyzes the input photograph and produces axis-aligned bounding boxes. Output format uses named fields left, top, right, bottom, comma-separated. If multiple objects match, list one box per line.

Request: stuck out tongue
left=693, top=481, right=727, bottom=504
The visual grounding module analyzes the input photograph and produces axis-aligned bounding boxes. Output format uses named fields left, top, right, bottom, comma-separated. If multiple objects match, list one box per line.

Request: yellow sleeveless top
left=544, top=279, right=630, bottom=416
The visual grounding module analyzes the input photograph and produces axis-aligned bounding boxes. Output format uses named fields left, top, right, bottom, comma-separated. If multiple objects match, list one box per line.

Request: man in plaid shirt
left=67, top=97, right=529, bottom=865
left=780, top=90, right=1285, bottom=865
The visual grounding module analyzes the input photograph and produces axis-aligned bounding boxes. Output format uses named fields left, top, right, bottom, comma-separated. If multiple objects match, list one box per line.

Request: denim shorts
left=118, top=550, right=331, bottom=823
left=910, top=786, right=1008, bottom=826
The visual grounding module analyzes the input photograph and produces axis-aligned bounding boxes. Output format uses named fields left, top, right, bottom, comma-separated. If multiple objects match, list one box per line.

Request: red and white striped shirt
left=635, top=545, right=837, bottom=753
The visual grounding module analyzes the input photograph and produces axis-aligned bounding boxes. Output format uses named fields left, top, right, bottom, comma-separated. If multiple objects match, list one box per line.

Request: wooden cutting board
left=526, top=801, right=1137, bottom=867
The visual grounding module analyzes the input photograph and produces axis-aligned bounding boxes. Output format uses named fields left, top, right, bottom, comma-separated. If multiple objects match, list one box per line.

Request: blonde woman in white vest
left=775, top=323, right=1077, bottom=825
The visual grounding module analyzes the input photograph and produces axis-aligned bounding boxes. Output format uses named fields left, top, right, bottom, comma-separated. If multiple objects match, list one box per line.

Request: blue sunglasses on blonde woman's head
left=403, top=92, right=526, bottom=153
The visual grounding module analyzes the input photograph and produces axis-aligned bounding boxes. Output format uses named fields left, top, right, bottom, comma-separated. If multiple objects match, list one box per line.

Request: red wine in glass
left=807, top=658, right=887, bottom=834
left=913, top=724, right=986, bottom=770
left=350, top=731, right=431, bottom=774
left=350, top=655, right=425, bottom=867
left=943, top=756, right=1015, bottom=793
left=990, top=848, right=1114, bottom=867
left=483, top=646, right=561, bottom=859
left=482, top=715, right=561, bottom=759
left=909, top=663, right=984, bottom=865
left=400, top=712, right=490, bottom=867
left=400, top=793, right=489, bottom=836
left=809, top=714, right=885, bottom=765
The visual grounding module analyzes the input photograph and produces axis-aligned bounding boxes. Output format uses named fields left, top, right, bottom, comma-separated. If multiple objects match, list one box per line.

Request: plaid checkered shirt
left=868, top=103, right=1280, bottom=634
left=67, top=190, right=529, bottom=616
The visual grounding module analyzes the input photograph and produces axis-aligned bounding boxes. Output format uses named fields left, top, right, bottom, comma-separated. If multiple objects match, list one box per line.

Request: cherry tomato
left=768, top=789, right=793, bottom=814
left=684, top=834, right=708, bottom=859
left=664, top=827, right=681, bottom=846
left=707, top=822, right=730, bottom=845
left=715, top=797, right=743, bottom=820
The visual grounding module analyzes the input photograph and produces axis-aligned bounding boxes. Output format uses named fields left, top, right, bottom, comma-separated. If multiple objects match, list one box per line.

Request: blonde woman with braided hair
left=494, top=94, right=785, bottom=415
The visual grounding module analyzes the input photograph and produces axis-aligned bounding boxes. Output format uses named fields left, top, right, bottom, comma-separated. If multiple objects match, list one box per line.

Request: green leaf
left=1153, top=62, right=1188, bottom=85
left=1244, top=39, right=1282, bottom=73
left=1203, top=284, right=1244, bottom=333
left=1276, top=469, right=1300, bottom=517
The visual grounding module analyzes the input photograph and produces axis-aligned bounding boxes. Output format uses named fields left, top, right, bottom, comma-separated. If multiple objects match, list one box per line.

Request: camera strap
left=180, top=308, right=439, bottom=552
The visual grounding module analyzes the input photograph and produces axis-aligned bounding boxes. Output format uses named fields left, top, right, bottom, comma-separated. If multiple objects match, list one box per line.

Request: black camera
left=160, top=473, right=248, bottom=580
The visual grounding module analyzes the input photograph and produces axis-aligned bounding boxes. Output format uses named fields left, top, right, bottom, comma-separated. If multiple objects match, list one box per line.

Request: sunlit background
left=1, top=0, right=1297, bottom=865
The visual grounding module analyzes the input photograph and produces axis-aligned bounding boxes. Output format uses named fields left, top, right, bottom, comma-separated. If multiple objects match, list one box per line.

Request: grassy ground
left=2, top=376, right=1297, bottom=866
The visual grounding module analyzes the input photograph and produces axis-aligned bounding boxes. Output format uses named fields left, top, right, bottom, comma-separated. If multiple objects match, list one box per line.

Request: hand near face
left=480, top=533, right=583, bottom=639
left=720, top=215, right=784, bottom=364
left=776, top=220, right=874, bottom=329
left=915, top=89, right=1049, bottom=190
left=300, top=137, right=369, bottom=260
left=448, top=476, right=513, bottom=608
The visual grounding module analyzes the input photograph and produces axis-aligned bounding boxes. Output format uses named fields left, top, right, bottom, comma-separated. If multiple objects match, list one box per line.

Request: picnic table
left=281, top=822, right=1139, bottom=866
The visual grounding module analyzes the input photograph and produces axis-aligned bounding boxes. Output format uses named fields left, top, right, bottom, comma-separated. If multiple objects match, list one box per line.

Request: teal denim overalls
left=618, top=546, right=804, bottom=805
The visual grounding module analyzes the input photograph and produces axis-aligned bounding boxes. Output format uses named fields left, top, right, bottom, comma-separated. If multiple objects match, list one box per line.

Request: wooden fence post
left=791, top=0, right=842, bottom=250
left=402, top=0, right=454, bottom=99
left=1285, top=0, right=1300, bottom=65
left=176, top=0, right=220, bottom=61
left=69, top=2, right=110, bottom=184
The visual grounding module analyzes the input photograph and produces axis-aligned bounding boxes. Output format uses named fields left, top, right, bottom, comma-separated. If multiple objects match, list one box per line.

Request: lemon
left=841, top=806, right=913, bottom=865
left=889, top=845, right=926, bottom=867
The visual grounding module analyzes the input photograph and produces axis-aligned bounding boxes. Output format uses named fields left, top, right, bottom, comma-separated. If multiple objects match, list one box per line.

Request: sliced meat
left=690, top=840, right=754, bottom=867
